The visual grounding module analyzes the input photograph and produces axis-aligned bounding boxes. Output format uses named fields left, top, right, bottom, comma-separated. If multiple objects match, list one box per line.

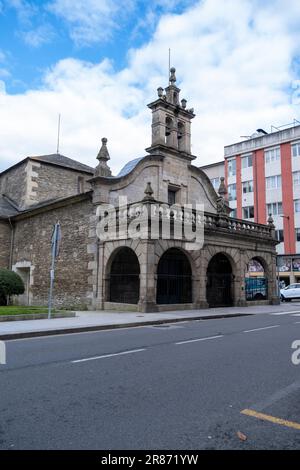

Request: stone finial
left=97, top=137, right=110, bottom=162
left=157, top=87, right=164, bottom=98
left=218, top=177, right=227, bottom=197
left=143, top=182, right=155, bottom=200
left=94, top=137, right=112, bottom=177
left=181, top=98, right=187, bottom=109
left=169, top=67, right=176, bottom=84
left=268, top=213, right=275, bottom=228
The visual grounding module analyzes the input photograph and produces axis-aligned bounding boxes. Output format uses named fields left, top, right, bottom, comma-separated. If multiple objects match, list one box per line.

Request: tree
left=0, top=269, right=25, bottom=305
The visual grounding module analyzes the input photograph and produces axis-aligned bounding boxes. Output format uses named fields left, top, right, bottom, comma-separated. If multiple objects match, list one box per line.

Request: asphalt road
left=1, top=311, right=300, bottom=449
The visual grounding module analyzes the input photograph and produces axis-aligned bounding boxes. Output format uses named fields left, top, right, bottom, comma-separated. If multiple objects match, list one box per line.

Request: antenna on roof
left=168, top=48, right=171, bottom=84
left=56, top=113, right=61, bottom=154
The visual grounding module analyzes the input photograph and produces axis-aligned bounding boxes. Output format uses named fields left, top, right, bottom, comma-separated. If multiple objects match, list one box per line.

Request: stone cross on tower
left=146, top=67, right=195, bottom=159
left=94, top=137, right=112, bottom=177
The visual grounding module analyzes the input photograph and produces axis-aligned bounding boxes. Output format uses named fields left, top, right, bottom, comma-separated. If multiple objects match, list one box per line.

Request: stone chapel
left=0, top=68, right=279, bottom=311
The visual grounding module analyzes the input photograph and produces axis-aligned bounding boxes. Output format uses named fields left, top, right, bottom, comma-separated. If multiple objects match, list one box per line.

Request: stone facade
left=11, top=194, right=93, bottom=309
left=0, top=68, right=279, bottom=311
left=0, top=161, right=27, bottom=208
left=0, top=220, right=11, bottom=269
left=0, top=155, right=93, bottom=210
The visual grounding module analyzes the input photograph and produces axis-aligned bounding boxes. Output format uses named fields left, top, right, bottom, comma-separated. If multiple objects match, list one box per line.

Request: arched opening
left=108, top=248, right=140, bottom=304
left=165, top=116, right=173, bottom=146
left=156, top=248, right=192, bottom=304
left=245, top=257, right=268, bottom=301
left=206, top=253, right=233, bottom=307
left=177, top=121, right=185, bottom=151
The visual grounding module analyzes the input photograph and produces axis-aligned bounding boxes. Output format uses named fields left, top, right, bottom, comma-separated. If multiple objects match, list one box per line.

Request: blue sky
left=1, top=0, right=300, bottom=173
left=0, top=0, right=196, bottom=94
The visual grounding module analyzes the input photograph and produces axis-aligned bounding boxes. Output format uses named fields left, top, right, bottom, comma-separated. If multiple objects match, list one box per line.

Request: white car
left=280, top=283, right=300, bottom=302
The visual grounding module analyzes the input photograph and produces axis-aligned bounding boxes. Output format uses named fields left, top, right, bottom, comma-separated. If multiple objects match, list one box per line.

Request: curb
left=0, top=313, right=252, bottom=341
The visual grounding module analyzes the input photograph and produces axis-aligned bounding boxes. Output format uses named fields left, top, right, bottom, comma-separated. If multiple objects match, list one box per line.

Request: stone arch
left=165, top=116, right=174, bottom=146
left=105, top=246, right=140, bottom=304
left=177, top=121, right=185, bottom=151
left=244, top=254, right=270, bottom=301
left=156, top=247, right=193, bottom=304
left=206, top=252, right=234, bottom=307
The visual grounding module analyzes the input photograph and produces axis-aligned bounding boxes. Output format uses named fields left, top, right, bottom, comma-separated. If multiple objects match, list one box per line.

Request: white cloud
left=48, top=0, right=136, bottom=45
left=1, top=0, right=300, bottom=174
left=21, top=24, right=55, bottom=47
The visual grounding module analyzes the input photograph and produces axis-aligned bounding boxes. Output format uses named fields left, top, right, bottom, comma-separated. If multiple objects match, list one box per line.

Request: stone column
left=93, top=241, right=105, bottom=310
left=233, top=250, right=247, bottom=306
left=138, top=240, right=158, bottom=312
left=195, top=251, right=209, bottom=308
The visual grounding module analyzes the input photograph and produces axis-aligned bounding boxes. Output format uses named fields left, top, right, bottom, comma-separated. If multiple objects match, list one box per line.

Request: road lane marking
left=175, top=335, right=223, bottom=345
left=243, top=325, right=280, bottom=333
left=71, top=348, right=146, bottom=363
left=244, top=380, right=300, bottom=413
left=241, top=409, right=300, bottom=430
left=271, top=311, right=300, bottom=315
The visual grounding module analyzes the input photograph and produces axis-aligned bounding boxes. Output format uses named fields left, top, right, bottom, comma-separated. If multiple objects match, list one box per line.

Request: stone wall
left=0, top=220, right=11, bottom=269
left=12, top=196, right=94, bottom=309
left=29, top=163, right=92, bottom=207
left=0, top=162, right=27, bottom=207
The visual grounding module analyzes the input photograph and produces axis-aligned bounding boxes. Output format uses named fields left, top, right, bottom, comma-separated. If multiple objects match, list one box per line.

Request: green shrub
left=0, top=269, right=25, bottom=305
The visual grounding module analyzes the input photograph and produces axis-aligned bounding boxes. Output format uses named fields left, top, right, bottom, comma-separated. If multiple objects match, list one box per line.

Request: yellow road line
left=241, top=409, right=300, bottom=430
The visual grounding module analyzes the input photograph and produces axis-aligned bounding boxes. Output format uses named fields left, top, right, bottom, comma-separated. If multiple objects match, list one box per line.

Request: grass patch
left=0, top=306, right=58, bottom=315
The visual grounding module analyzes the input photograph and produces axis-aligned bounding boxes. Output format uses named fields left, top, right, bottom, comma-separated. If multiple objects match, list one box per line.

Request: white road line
left=71, top=348, right=146, bottom=363
left=271, top=311, right=300, bottom=315
left=243, top=325, right=280, bottom=333
left=175, top=335, right=223, bottom=345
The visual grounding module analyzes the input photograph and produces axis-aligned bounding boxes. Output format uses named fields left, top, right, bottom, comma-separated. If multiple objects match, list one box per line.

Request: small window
left=265, top=147, right=280, bottom=164
left=296, top=228, right=300, bottom=242
left=295, top=199, right=300, bottom=213
left=266, top=175, right=281, bottom=189
left=168, top=189, right=177, bottom=205
left=228, top=158, right=236, bottom=177
left=77, top=176, right=84, bottom=193
left=242, top=154, right=253, bottom=169
left=243, top=206, right=254, bottom=219
left=242, top=180, right=253, bottom=194
left=293, top=171, right=300, bottom=187
left=292, top=143, right=300, bottom=158
left=275, top=230, right=284, bottom=242
left=230, top=208, right=237, bottom=218
left=228, top=183, right=236, bottom=201
left=266, top=202, right=283, bottom=216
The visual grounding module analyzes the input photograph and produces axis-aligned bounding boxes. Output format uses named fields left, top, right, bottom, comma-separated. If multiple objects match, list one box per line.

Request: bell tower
left=146, top=67, right=195, bottom=159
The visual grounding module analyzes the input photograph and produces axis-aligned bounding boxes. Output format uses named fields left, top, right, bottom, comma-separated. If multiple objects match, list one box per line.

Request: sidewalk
left=1, top=302, right=300, bottom=340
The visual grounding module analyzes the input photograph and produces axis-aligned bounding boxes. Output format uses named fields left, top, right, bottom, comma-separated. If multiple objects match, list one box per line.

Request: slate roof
left=0, top=195, right=20, bottom=218
left=30, top=154, right=94, bottom=174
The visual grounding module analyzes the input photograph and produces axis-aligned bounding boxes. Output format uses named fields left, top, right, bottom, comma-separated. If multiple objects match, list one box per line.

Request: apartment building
left=201, top=122, right=300, bottom=285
